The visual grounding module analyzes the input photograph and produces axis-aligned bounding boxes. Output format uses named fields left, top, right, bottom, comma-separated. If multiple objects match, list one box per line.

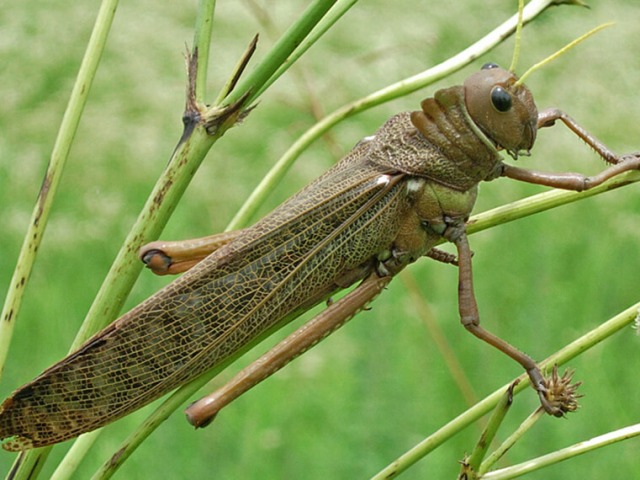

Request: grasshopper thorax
left=464, top=63, right=538, bottom=159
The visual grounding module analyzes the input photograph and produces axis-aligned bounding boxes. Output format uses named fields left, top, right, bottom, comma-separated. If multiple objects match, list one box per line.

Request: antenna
left=509, top=0, right=525, bottom=73
left=515, top=22, right=614, bottom=86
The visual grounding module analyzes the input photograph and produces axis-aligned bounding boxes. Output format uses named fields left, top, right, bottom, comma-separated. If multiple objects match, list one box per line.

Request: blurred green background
left=1, top=1, right=639, bottom=478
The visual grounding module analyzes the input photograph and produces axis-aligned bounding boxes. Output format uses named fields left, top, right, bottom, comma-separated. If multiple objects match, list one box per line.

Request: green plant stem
left=250, top=0, right=359, bottom=101
left=463, top=383, right=519, bottom=477
left=0, top=1, right=119, bottom=377
left=478, top=408, right=545, bottom=476
left=482, top=423, right=640, bottom=479
left=466, top=170, right=640, bottom=235
left=3, top=1, right=120, bottom=479
left=228, top=0, right=562, bottom=229
left=372, top=300, right=640, bottom=479
left=225, top=0, right=340, bottom=105
left=50, top=430, right=102, bottom=480
left=193, top=0, right=217, bottom=103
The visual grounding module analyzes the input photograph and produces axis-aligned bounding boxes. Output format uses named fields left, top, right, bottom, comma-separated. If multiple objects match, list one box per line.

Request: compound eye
left=490, top=86, right=512, bottom=112
left=481, top=62, right=500, bottom=70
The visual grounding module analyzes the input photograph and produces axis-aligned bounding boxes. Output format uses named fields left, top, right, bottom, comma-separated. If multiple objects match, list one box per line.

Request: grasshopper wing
left=0, top=144, right=409, bottom=450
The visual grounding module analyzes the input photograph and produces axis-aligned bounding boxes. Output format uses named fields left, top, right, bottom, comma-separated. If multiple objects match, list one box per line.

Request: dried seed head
left=543, top=365, right=583, bottom=417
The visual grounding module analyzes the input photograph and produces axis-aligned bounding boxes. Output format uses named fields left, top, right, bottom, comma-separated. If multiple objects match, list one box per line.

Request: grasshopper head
left=464, top=63, right=538, bottom=159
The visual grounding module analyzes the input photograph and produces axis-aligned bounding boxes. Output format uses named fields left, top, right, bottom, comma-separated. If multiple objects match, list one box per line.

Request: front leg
left=501, top=108, right=640, bottom=191
left=537, top=108, right=619, bottom=164
left=501, top=155, right=640, bottom=191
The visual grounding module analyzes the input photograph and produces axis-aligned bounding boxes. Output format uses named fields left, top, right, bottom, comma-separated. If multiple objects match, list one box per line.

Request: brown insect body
left=0, top=66, right=538, bottom=450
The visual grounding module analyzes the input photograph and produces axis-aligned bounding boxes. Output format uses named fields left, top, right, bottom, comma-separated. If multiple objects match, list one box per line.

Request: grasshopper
left=1, top=31, right=640, bottom=453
